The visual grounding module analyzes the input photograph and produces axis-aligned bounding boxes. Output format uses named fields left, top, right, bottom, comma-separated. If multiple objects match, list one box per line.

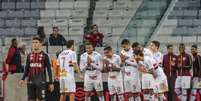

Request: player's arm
left=45, top=54, right=53, bottom=84
left=19, top=54, right=30, bottom=85
left=184, top=55, right=192, bottom=69
left=90, top=55, right=103, bottom=71
left=110, top=56, right=121, bottom=71
left=79, top=55, right=88, bottom=71
left=125, top=57, right=138, bottom=67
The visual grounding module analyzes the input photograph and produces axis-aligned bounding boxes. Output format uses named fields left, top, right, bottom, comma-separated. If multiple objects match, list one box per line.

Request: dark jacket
left=192, top=54, right=201, bottom=77
left=177, top=52, right=192, bottom=76
left=162, top=53, right=177, bottom=77
left=49, top=34, right=67, bottom=46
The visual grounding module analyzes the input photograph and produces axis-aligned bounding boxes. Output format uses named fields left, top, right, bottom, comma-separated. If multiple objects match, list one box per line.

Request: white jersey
left=153, top=52, right=166, bottom=77
left=120, top=48, right=133, bottom=59
left=80, top=51, right=103, bottom=76
left=57, top=49, right=77, bottom=77
left=104, top=54, right=122, bottom=76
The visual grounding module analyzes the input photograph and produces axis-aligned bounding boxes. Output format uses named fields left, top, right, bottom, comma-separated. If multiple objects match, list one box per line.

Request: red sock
left=196, top=92, right=200, bottom=101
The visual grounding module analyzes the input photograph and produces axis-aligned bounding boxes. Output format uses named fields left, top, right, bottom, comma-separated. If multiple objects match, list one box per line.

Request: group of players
left=19, top=36, right=201, bottom=101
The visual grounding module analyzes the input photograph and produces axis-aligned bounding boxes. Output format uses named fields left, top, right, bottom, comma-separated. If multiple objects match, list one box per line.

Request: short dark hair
left=32, top=36, right=43, bottom=43
left=121, top=39, right=130, bottom=45
left=151, top=40, right=160, bottom=48
left=66, top=40, right=74, bottom=48
left=135, top=50, right=144, bottom=57
left=11, top=38, right=17, bottom=47
left=167, top=44, right=173, bottom=49
left=104, top=46, right=112, bottom=51
left=84, top=42, right=93, bottom=46
left=132, top=42, right=140, bottom=48
left=53, top=26, right=59, bottom=30
left=179, top=43, right=185, bottom=48
left=191, top=44, right=197, bottom=49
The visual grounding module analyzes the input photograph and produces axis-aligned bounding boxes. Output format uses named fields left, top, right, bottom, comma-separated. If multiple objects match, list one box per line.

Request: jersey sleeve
left=79, top=54, right=87, bottom=71
left=71, top=51, right=77, bottom=63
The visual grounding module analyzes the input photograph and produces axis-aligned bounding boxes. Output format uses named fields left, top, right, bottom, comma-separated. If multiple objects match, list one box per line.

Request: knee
left=175, top=89, right=181, bottom=95
left=85, top=92, right=91, bottom=97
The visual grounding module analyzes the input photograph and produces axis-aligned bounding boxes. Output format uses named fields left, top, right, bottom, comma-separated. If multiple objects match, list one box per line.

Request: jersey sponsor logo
left=30, top=63, right=42, bottom=68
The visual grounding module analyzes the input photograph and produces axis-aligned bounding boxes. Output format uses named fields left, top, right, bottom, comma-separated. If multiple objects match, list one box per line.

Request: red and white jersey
left=153, top=52, right=166, bottom=78
left=104, top=54, right=122, bottom=76
left=120, top=48, right=133, bottom=58
left=57, top=49, right=77, bottom=76
left=142, top=48, right=154, bottom=70
left=80, top=51, right=103, bottom=76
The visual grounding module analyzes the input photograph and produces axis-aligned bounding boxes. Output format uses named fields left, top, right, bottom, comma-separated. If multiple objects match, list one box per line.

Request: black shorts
left=27, top=82, right=47, bottom=100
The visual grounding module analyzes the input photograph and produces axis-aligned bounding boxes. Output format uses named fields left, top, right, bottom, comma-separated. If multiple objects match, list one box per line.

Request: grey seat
left=31, top=1, right=45, bottom=9
left=0, top=19, right=5, bottom=27
left=8, top=28, right=24, bottom=36
left=6, top=19, right=21, bottom=27
left=178, top=19, right=193, bottom=27
left=2, top=2, right=15, bottom=10
left=183, top=10, right=197, bottom=19
left=7, top=10, right=24, bottom=18
left=0, top=11, right=8, bottom=18
left=24, top=10, right=40, bottom=18
left=24, top=27, right=37, bottom=35
left=21, top=19, right=37, bottom=27
left=16, top=2, right=30, bottom=10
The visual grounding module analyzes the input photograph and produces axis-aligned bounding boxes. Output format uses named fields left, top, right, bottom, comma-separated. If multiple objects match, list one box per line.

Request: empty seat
left=110, top=18, right=129, bottom=27
left=178, top=19, right=193, bottom=27
left=183, top=10, right=197, bottom=18
left=94, top=10, right=108, bottom=18
left=113, top=1, right=128, bottom=9
left=193, top=19, right=201, bottom=26
left=0, top=28, right=7, bottom=35
left=0, top=11, right=8, bottom=18
left=69, top=27, right=84, bottom=35
left=127, top=0, right=142, bottom=9
left=112, top=27, right=125, bottom=35
left=71, top=9, right=88, bottom=18
left=169, top=10, right=183, bottom=19
left=93, top=18, right=110, bottom=27
left=24, top=10, right=40, bottom=18
left=0, top=20, right=5, bottom=27
left=31, top=1, right=45, bottom=9
left=174, top=27, right=188, bottom=35
left=2, top=2, right=15, bottom=10
left=45, top=1, right=59, bottom=9
left=168, top=36, right=182, bottom=43
left=55, top=10, right=71, bottom=19
left=8, top=28, right=24, bottom=36
left=108, top=10, right=123, bottom=18
left=24, top=27, right=37, bottom=35
left=69, top=18, right=85, bottom=27
left=21, top=19, right=37, bottom=27
left=59, top=1, right=74, bottom=9
left=53, top=19, right=68, bottom=27
left=16, top=2, right=30, bottom=9
left=59, top=27, right=68, bottom=35
left=96, top=1, right=112, bottom=9
left=98, top=27, right=112, bottom=35
left=37, top=19, right=53, bottom=27
left=6, top=19, right=21, bottom=27
left=74, top=1, right=89, bottom=9
left=123, top=9, right=137, bottom=17
left=7, top=10, right=24, bottom=18
left=182, top=36, right=197, bottom=43
left=163, top=19, right=178, bottom=27
left=45, top=27, right=53, bottom=35
left=40, top=10, right=56, bottom=18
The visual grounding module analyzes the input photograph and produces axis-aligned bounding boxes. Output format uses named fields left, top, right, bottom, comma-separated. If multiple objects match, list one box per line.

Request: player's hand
left=87, top=56, right=92, bottom=65
left=19, top=80, right=25, bottom=86
left=138, top=66, right=147, bottom=73
left=78, top=73, right=84, bottom=80
left=48, top=84, right=54, bottom=92
left=120, top=54, right=127, bottom=63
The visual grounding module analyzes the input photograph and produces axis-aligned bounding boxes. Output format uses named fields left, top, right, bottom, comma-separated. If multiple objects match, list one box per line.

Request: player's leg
left=69, top=93, right=75, bottom=101
left=190, top=77, right=197, bottom=101
left=37, top=82, right=46, bottom=101
left=133, top=93, right=141, bottom=101
left=27, top=83, right=37, bottom=101
left=95, top=74, right=104, bottom=101
left=132, top=79, right=141, bottom=101
left=60, top=93, right=67, bottom=101
left=84, top=75, right=93, bottom=101
left=175, top=76, right=182, bottom=100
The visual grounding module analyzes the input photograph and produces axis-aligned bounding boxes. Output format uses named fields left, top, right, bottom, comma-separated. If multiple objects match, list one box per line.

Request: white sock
left=190, top=95, right=196, bottom=101
left=98, top=96, right=105, bottom=101
left=85, top=96, right=91, bottom=101
left=158, top=94, right=164, bottom=101
left=181, top=95, right=187, bottom=101
left=118, top=95, right=124, bottom=101
left=111, top=95, right=117, bottom=101
left=134, top=96, right=141, bottom=101
left=144, top=94, right=150, bottom=100
left=128, top=96, right=134, bottom=101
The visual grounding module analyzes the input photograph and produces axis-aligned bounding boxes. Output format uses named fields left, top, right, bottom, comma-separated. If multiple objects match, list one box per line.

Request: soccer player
left=150, top=41, right=168, bottom=101
left=79, top=42, right=104, bottom=101
left=190, top=45, right=201, bottom=101
left=57, top=40, right=83, bottom=101
left=163, top=44, right=177, bottom=101
left=175, top=43, right=192, bottom=101
left=103, top=46, right=124, bottom=101
left=120, top=39, right=136, bottom=101
left=19, top=37, right=54, bottom=101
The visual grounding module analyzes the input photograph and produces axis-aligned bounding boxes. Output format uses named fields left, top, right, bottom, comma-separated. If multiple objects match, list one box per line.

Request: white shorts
left=141, top=73, right=155, bottom=90
left=84, top=73, right=103, bottom=92
left=59, top=75, right=76, bottom=93
left=154, top=76, right=168, bottom=93
left=192, top=77, right=201, bottom=89
left=108, top=72, right=124, bottom=95
left=175, top=76, right=191, bottom=89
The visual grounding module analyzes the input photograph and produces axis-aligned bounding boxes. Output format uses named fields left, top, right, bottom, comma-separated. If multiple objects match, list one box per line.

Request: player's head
left=66, top=40, right=75, bottom=51
left=32, top=36, right=43, bottom=51
left=104, top=46, right=113, bottom=58
left=167, top=44, right=173, bottom=54
left=52, top=26, right=59, bottom=35
left=132, top=42, right=142, bottom=54
left=149, top=40, right=160, bottom=52
left=121, top=39, right=130, bottom=51
left=191, top=44, right=198, bottom=55
left=135, top=50, right=144, bottom=61
left=179, top=43, right=185, bottom=53
left=85, top=42, right=94, bottom=54
left=11, top=38, right=18, bottom=48
left=91, top=24, right=98, bottom=33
